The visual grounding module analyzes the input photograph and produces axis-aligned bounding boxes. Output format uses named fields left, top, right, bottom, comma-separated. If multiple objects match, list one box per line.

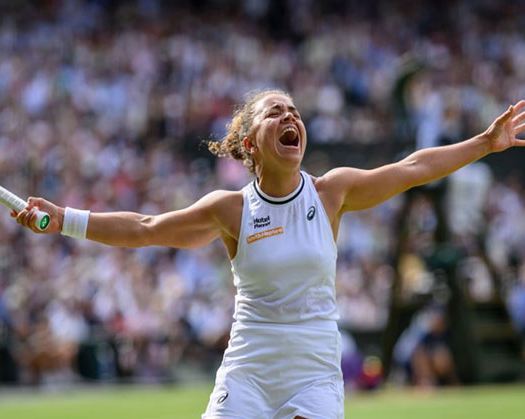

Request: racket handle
left=0, top=186, right=50, bottom=231
left=33, top=209, right=51, bottom=231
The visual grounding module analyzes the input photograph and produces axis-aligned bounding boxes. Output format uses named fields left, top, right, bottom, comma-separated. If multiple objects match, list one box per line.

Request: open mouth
left=278, top=127, right=299, bottom=147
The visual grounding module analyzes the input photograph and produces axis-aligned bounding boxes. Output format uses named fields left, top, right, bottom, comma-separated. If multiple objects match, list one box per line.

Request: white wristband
left=61, top=207, right=90, bottom=239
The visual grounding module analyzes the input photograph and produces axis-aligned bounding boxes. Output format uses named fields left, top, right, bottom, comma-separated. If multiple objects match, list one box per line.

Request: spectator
left=393, top=304, right=459, bottom=387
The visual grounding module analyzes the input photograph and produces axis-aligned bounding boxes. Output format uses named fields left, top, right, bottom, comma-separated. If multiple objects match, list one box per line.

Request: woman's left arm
left=322, top=100, right=525, bottom=212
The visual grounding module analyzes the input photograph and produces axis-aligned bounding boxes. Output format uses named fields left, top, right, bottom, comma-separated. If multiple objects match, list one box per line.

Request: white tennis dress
left=202, top=172, right=344, bottom=419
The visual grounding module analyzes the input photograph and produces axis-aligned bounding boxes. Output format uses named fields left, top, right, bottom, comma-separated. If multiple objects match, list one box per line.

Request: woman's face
left=245, top=93, right=307, bottom=172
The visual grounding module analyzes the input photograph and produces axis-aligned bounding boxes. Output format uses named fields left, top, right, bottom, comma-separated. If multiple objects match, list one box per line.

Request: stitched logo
left=307, top=206, right=316, bottom=221
left=217, top=392, right=228, bottom=404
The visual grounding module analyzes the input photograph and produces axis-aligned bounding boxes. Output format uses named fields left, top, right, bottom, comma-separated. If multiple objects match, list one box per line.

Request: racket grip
left=33, top=209, right=51, bottom=231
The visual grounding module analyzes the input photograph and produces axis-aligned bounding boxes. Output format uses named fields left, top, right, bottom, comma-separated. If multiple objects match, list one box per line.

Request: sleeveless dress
left=202, top=172, right=344, bottom=419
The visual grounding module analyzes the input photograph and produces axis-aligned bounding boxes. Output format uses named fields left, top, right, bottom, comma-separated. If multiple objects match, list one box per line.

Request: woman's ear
left=243, top=136, right=257, bottom=154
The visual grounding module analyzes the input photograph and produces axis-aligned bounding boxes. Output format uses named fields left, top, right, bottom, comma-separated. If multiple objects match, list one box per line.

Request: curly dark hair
left=207, top=89, right=291, bottom=174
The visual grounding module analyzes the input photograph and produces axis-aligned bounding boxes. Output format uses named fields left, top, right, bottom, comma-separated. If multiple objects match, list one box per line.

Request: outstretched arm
left=322, top=100, right=525, bottom=212
left=13, top=190, right=238, bottom=249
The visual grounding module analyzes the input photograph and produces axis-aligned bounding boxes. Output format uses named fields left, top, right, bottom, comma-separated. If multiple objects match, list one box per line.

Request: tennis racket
left=0, top=185, right=50, bottom=231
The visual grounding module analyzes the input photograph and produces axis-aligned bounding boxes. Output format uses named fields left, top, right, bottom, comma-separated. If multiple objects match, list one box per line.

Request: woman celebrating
left=14, top=89, right=525, bottom=418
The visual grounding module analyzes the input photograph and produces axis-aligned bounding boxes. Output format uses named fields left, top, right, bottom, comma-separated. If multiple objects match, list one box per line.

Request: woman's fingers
left=27, top=196, right=46, bottom=211
left=513, top=101, right=525, bottom=137
left=15, top=208, right=29, bottom=226
left=16, top=207, right=37, bottom=229
left=513, top=99, right=525, bottom=112
left=512, top=101, right=525, bottom=125
left=512, top=110, right=525, bottom=126
left=11, top=197, right=56, bottom=234
left=509, top=139, right=525, bottom=147
left=510, top=101, right=525, bottom=145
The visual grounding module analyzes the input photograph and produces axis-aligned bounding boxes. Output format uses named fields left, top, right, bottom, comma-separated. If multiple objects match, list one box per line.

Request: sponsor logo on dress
left=307, top=205, right=316, bottom=221
left=217, top=392, right=228, bottom=404
left=247, top=226, right=284, bottom=244
left=253, top=215, right=271, bottom=228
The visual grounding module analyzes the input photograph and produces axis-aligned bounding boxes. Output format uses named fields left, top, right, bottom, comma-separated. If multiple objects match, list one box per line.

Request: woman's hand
left=484, top=100, right=525, bottom=152
left=11, top=197, right=63, bottom=234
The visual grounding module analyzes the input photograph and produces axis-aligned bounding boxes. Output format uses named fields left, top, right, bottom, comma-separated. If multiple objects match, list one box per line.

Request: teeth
left=282, top=127, right=297, bottom=138
left=280, top=126, right=299, bottom=147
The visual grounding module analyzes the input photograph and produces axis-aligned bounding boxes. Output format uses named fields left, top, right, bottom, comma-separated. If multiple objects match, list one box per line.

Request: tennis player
left=13, top=90, right=525, bottom=418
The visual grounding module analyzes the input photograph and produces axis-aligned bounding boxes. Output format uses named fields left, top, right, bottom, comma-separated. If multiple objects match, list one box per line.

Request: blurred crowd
left=1, top=0, right=525, bottom=386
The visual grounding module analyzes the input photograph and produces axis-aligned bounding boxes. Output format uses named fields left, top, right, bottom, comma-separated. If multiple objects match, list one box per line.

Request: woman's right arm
left=14, top=190, right=236, bottom=249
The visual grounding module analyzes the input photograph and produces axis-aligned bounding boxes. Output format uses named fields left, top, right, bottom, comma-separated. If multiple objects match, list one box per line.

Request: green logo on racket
left=39, top=215, right=50, bottom=230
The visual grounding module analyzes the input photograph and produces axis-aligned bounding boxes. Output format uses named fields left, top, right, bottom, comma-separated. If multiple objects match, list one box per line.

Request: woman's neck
left=256, top=169, right=302, bottom=198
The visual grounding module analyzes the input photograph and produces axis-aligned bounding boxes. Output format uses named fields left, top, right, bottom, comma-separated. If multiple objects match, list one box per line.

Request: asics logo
left=217, top=392, right=229, bottom=404
left=307, top=206, right=316, bottom=221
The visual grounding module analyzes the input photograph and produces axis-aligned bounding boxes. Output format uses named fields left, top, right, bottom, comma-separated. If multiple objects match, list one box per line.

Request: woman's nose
left=282, top=111, right=294, bottom=121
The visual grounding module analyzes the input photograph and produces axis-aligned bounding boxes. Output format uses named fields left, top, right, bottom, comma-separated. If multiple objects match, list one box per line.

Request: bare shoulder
left=202, top=189, right=243, bottom=236
left=312, top=167, right=362, bottom=199
left=202, top=189, right=243, bottom=216
left=311, top=167, right=363, bottom=218
left=203, top=189, right=243, bottom=205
